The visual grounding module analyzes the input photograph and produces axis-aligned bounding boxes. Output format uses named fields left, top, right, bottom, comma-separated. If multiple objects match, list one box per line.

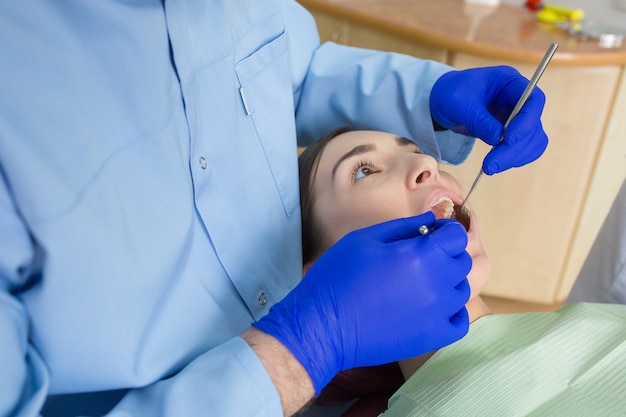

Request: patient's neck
left=467, top=295, right=492, bottom=323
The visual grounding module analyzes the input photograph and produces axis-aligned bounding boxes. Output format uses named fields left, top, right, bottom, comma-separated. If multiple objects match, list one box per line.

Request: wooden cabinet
left=314, top=9, right=450, bottom=62
left=300, top=0, right=626, bottom=304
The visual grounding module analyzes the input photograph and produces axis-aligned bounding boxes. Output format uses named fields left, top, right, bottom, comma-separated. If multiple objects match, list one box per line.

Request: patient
left=300, top=127, right=626, bottom=417
left=300, top=127, right=492, bottom=415
left=299, top=127, right=492, bottom=324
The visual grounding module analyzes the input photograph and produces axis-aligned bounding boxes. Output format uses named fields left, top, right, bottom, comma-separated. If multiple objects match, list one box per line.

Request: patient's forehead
left=315, top=131, right=417, bottom=178
left=320, top=131, right=413, bottom=163
left=330, top=130, right=414, bottom=149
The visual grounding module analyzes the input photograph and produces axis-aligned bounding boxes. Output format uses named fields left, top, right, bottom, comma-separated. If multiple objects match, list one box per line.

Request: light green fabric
left=382, top=302, right=626, bottom=417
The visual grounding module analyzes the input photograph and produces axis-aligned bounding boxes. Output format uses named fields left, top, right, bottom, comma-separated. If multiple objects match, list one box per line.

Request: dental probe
left=458, top=41, right=559, bottom=212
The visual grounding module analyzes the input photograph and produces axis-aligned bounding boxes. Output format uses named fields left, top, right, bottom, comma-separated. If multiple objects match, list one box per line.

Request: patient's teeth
left=431, top=196, right=454, bottom=219
left=453, top=204, right=471, bottom=232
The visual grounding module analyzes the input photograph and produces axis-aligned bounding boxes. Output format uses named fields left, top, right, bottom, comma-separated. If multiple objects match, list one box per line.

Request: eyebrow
left=395, top=136, right=415, bottom=147
left=331, top=143, right=376, bottom=180
left=330, top=136, right=418, bottom=180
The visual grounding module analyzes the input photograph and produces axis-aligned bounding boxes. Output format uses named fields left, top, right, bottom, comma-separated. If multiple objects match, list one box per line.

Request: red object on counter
left=525, top=0, right=544, bottom=11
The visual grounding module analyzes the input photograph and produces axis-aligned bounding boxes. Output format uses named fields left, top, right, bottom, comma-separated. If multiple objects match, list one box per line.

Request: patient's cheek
left=467, top=252, right=491, bottom=297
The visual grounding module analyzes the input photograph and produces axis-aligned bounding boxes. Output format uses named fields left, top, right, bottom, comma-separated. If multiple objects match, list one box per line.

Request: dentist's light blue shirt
left=0, top=1, right=473, bottom=415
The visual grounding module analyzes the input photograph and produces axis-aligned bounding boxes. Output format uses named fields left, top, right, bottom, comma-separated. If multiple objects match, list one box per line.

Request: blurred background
left=298, top=0, right=626, bottom=312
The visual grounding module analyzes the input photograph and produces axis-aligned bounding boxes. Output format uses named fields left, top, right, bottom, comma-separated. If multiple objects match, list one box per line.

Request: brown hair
left=299, top=126, right=354, bottom=264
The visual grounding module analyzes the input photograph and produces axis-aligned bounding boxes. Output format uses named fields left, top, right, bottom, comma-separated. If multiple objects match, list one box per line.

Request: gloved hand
left=253, top=212, right=471, bottom=395
left=430, top=65, right=548, bottom=175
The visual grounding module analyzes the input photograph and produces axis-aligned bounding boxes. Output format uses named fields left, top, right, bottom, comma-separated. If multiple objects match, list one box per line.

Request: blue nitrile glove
left=253, top=212, right=471, bottom=395
left=430, top=65, right=548, bottom=175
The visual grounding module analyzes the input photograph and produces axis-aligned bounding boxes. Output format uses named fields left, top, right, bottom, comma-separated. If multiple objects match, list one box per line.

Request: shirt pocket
left=234, top=31, right=299, bottom=217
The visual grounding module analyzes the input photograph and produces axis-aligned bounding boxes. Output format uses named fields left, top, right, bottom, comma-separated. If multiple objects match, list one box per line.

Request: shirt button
left=199, top=156, right=207, bottom=169
left=258, top=291, right=267, bottom=306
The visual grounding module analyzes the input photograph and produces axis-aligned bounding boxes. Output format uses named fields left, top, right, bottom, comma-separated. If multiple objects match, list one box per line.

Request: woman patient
left=300, top=127, right=626, bottom=417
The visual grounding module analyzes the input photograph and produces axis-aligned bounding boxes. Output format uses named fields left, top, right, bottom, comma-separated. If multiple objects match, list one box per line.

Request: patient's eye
left=352, top=160, right=378, bottom=182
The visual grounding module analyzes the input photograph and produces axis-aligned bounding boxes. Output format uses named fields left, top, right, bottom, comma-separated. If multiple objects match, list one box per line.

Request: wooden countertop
left=300, top=0, right=626, bottom=65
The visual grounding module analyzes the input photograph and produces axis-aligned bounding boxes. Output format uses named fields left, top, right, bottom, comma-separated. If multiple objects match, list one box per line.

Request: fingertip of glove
left=430, top=219, right=469, bottom=252
left=482, top=161, right=499, bottom=175
left=432, top=217, right=463, bottom=232
left=481, top=152, right=501, bottom=175
left=438, top=217, right=468, bottom=232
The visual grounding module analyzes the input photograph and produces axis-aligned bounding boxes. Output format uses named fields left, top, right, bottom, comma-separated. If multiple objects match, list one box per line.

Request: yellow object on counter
left=536, top=4, right=585, bottom=23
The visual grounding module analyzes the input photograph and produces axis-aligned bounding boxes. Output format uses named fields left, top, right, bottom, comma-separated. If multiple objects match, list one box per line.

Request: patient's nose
left=415, top=171, right=430, bottom=183
left=409, top=156, right=438, bottom=188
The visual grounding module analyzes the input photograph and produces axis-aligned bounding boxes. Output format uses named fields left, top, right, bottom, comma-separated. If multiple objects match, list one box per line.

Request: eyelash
left=350, top=149, right=424, bottom=182
left=351, top=159, right=376, bottom=182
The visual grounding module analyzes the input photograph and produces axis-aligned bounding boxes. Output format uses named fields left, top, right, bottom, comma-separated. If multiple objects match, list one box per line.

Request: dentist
left=0, top=1, right=547, bottom=416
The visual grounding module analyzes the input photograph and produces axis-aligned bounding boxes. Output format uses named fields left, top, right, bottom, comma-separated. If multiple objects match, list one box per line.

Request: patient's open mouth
left=430, top=196, right=471, bottom=232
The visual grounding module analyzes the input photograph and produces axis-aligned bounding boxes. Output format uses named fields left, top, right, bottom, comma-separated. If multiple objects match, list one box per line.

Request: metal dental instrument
left=459, top=41, right=559, bottom=212
left=419, top=224, right=431, bottom=236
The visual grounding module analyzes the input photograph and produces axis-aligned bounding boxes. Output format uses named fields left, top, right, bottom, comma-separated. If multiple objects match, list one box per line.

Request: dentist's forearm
left=242, top=328, right=315, bottom=416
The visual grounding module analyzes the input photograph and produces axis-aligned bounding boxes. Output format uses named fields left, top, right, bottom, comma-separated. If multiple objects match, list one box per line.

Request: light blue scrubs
left=0, top=1, right=474, bottom=415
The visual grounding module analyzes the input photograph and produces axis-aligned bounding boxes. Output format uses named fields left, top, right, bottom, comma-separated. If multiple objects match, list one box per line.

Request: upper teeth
left=432, top=196, right=454, bottom=219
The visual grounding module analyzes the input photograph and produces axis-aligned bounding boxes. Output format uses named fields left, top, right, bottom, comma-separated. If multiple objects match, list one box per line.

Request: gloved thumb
left=428, top=218, right=470, bottom=257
